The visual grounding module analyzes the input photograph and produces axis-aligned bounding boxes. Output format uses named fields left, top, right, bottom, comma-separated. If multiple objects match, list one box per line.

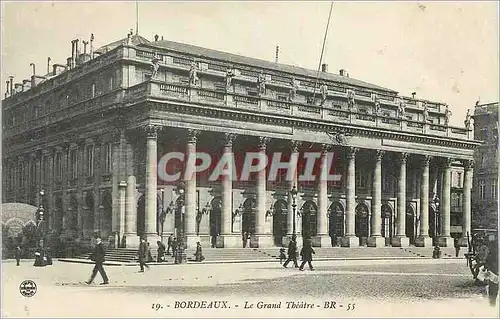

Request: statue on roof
left=444, top=104, right=452, bottom=126
left=257, top=71, right=267, bottom=96
left=464, top=108, right=472, bottom=129
left=320, top=83, right=328, bottom=105
left=189, top=61, right=199, bottom=86
left=289, top=78, right=299, bottom=101
left=226, top=67, right=235, bottom=89
left=398, top=99, right=406, bottom=118
left=347, top=90, right=356, bottom=110
left=374, top=96, right=381, bottom=115
left=127, top=33, right=132, bottom=45
left=422, top=102, right=429, bottom=123
left=151, top=53, right=160, bottom=79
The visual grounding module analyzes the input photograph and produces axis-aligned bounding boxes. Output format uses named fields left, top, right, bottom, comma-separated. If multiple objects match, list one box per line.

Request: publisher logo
left=19, top=280, right=37, bottom=297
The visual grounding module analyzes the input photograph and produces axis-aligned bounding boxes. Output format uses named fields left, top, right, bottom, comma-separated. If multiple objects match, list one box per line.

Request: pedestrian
left=33, top=248, right=45, bottom=267
left=171, top=237, right=178, bottom=259
left=194, top=242, right=205, bottom=262
left=283, top=235, right=299, bottom=268
left=156, top=240, right=166, bottom=262
left=299, top=239, right=315, bottom=271
left=14, top=246, right=21, bottom=266
left=484, top=234, right=498, bottom=306
left=242, top=231, right=248, bottom=248
left=279, top=247, right=286, bottom=264
left=166, top=233, right=173, bottom=255
left=454, top=238, right=461, bottom=258
left=85, top=238, right=109, bottom=285
left=211, top=235, right=216, bottom=248
left=138, top=238, right=150, bottom=272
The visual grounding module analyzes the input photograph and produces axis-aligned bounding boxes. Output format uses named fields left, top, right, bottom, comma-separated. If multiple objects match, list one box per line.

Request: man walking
left=138, top=238, right=150, bottom=272
left=166, top=234, right=173, bottom=255
left=14, top=246, right=21, bottom=266
left=283, top=235, right=299, bottom=268
left=299, top=238, right=315, bottom=271
left=86, top=238, right=109, bottom=285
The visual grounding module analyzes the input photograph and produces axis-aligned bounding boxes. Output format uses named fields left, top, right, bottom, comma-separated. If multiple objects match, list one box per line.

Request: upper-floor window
left=480, top=128, right=488, bottom=142
left=356, top=169, right=368, bottom=188
left=104, top=143, right=112, bottom=174
left=70, top=149, right=78, bottom=180
left=86, top=145, right=94, bottom=177
left=55, top=152, right=63, bottom=181
left=479, top=180, right=486, bottom=200
left=492, top=179, right=498, bottom=200
left=91, top=83, right=96, bottom=98
left=109, top=76, right=115, bottom=91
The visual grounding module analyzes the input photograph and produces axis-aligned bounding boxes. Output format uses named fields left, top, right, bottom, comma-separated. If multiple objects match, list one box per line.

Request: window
left=91, top=83, right=96, bottom=98
left=276, top=94, right=288, bottom=102
left=104, top=143, right=112, bottom=174
left=456, top=172, right=462, bottom=188
left=492, top=179, right=498, bottom=200
left=41, top=156, right=47, bottom=185
left=70, top=149, right=78, bottom=180
left=479, top=180, right=485, bottom=200
left=86, top=145, right=94, bottom=177
left=356, top=169, right=368, bottom=188
left=247, top=89, right=258, bottom=97
left=480, top=128, right=488, bottom=142
left=109, top=76, right=115, bottom=91
left=55, top=152, right=63, bottom=181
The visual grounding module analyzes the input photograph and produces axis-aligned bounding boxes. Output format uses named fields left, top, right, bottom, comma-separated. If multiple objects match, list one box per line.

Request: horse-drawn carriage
left=465, top=228, right=498, bottom=280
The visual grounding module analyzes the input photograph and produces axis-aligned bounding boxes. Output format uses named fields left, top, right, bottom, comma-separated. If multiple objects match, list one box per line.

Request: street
left=2, top=258, right=497, bottom=318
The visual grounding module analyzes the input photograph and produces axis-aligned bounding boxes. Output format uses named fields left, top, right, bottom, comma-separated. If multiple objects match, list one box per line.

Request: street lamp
left=175, top=183, right=187, bottom=264
left=290, top=185, right=298, bottom=236
left=37, top=190, right=46, bottom=248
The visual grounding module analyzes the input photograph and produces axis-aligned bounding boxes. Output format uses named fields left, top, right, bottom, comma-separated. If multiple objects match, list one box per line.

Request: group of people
left=281, top=235, right=316, bottom=271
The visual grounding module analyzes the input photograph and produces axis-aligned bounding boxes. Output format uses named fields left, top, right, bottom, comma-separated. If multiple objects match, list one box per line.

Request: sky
left=1, top=1, right=498, bottom=127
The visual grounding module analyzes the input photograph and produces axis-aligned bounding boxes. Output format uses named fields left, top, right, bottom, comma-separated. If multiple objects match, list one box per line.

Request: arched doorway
left=406, top=204, right=416, bottom=245
left=210, top=197, right=222, bottom=247
left=301, top=201, right=317, bottom=240
left=69, top=195, right=78, bottom=233
left=84, top=193, right=95, bottom=234
left=328, top=202, right=344, bottom=246
left=381, top=204, right=393, bottom=246
left=137, top=194, right=145, bottom=238
left=101, top=191, right=112, bottom=239
left=242, top=198, right=256, bottom=235
left=272, top=199, right=288, bottom=246
left=355, top=203, right=369, bottom=246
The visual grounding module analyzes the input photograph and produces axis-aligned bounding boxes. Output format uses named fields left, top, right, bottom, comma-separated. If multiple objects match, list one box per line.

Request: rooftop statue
left=189, top=61, right=199, bottom=86
left=151, top=54, right=160, bottom=79
left=347, top=90, right=356, bottom=110
left=374, top=96, right=381, bottom=115
left=464, top=109, right=472, bottom=129
left=226, top=67, right=235, bottom=89
left=422, top=102, right=429, bottom=122
left=257, top=71, right=267, bottom=96
left=398, top=99, right=406, bottom=118
left=444, top=104, right=452, bottom=126
left=289, top=78, right=299, bottom=101
left=320, top=83, right=328, bottom=105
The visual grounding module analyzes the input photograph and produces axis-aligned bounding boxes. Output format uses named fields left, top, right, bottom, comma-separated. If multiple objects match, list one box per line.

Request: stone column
left=416, top=155, right=432, bottom=247
left=316, top=144, right=330, bottom=246
left=438, top=158, right=454, bottom=247
left=185, top=129, right=200, bottom=248
left=144, top=125, right=160, bottom=242
left=460, top=160, right=473, bottom=246
left=118, top=181, right=127, bottom=248
left=220, top=133, right=239, bottom=247
left=368, top=150, right=385, bottom=247
left=124, top=175, right=138, bottom=247
left=255, top=136, right=273, bottom=247
left=341, top=147, right=358, bottom=247
left=283, top=141, right=301, bottom=247
left=392, top=153, right=409, bottom=247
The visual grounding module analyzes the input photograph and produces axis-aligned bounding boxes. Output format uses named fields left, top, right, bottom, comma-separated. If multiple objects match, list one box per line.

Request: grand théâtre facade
left=2, top=34, right=480, bottom=249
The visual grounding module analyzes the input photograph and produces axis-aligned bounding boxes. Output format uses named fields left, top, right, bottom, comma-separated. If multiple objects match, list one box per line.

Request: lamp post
left=160, top=188, right=165, bottom=241
left=37, top=190, right=46, bottom=249
left=290, top=185, right=298, bottom=236
left=175, top=183, right=187, bottom=264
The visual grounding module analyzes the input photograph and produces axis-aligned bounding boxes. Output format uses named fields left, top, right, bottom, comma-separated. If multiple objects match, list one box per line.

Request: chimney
left=70, top=40, right=75, bottom=69
left=321, top=63, right=328, bottom=73
left=154, top=34, right=159, bottom=41
left=5, top=81, right=10, bottom=98
left=339, top=69, right=345, bottom=76
left=67, top=57, right=72, bottom=68
left=9, top=76, right=13, bottom=96
left=411, top=92, right=416, bottom=99
left=29, top=63, right=36, bottom=88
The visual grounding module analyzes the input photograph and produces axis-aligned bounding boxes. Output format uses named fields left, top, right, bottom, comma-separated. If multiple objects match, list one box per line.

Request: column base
left=367, top=236, right=386, bottom=247
left=311, top=235, right=332, bottom=247
left=186, top=234, right=201, bottom=249
left=123, top=234, right=141, bottom=248
left=339, top=236, right=359, bottom=247
left=251, top=234, right=274, bottom=248
left=437, top=236, right=454, bottom=247
left=218, top=234, right=242, bottom=248
left=414, top=236, right=433, bottom=247
left=391, top=236, right=410, bottom=247
left=282, top=235, right=303, bottom=248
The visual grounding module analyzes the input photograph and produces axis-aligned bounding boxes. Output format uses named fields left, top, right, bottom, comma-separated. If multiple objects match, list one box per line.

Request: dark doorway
left=355, top=203, right=369, bottom=246
left=242, top=198, right=256, bottom=235
left=85, top=193, right=95, bottom=234
left=328, top=202, right=344, bottom=246
left=272, top=200, right=288, bottom=246
left=137, top=195, right=145, bottom=238
left=301, top=201, right=317, bottom=240
left=210, top=197, right=222, bottom=247
left=381, top=203, right=393, bottom=246
left=405, top=205, right=416, bottom=245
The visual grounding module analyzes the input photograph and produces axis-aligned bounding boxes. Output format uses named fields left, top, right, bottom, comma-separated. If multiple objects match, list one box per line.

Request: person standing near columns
left=438, top=158, right=454, bottom=247
left=144, top=124, right=160, bottom=243
left=368, top=150, right=385, bottom=247
left=416, top=155, right=433, bottom=247
left=460, top=159, right=473, bottom=246
left=341, top=147, right=358, bottom=247
left=392, top=153, right=409, bottom=247
left=316, top=144, right=330, bottom=247
left=184, top=129, right=200, bottom=248
left=255, top=136, right=272, bottom=247
left=220, top=133, right=239, bottom=247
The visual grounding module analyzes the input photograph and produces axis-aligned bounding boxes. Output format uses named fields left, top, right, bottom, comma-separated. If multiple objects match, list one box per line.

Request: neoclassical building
left=2, top=33, right=479, bottom=249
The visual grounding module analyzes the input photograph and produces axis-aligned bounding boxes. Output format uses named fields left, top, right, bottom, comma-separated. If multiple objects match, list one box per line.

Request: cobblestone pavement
left=2, top=259, right=497, bottom=318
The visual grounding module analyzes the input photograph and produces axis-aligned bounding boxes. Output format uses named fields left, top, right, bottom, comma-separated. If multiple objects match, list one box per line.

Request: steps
left=64, top=246, right=463, bottom=264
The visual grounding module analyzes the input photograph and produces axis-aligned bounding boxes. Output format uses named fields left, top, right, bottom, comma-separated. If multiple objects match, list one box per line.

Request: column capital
left=375, top=150, right=385, bottom=161
left=398, top=152, right=409, bottom=164
left=346, top=147, right=358, bottom=159
left=257, top=136, right=270, bottom=149
left=320, top=143, right=332, bottom=153
left=144, top=124, right=161, bottom=139
left=443, top=157, right=453, bottom=168
left=462, top=159, right=474, bottom=170
left=290, top=140, right=301, bottom=153
left=224, top=133, right=237, bottom=147
left=187, top=129, right=200, bottom=144
left=421, top=155, right=432, bottom=167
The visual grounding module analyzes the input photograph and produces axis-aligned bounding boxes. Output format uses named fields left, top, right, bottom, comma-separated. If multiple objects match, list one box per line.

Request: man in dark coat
left=138, top=238, right=150, bottom=272
left=283, top=235, right=299, bottom=268
left=166, top=234, right=173, bottom=255
left=484, top=235, right=498, bottom=306
left=14, top=246, right=21, bottom=266
left=299, top=239, right=315, bottom=271
left=86, top=238, right=109, bottom=285
left=156, top=241, right=166, bottom=262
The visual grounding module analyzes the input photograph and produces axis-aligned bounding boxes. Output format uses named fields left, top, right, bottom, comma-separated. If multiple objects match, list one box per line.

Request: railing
left=407, top=121, right=424, bottom=128
left=234, top=95, right=259, bottom=105
left=355, top=90, right=371, bottom=98
left=298, top=104, right=321, bottom=114
left=356, top=114, right=376, bottom=122
left=430, top=125, right=447, bottom=132
left=197, top=89, right=225, bottom=101
left=382, top=117, right=400, bottom=125
left=172, top=56, right=193, bottom=66
left=207, top=63, right=227, bottom=72
left=328, top=109, right=349, bottom=118
left=451, top=128, right=468, bottom=135
left=159, top=83, right=188, bottom=95
left=330, top=86, right=347, bottom=93
left=268, top=100, right=291, bottom=110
